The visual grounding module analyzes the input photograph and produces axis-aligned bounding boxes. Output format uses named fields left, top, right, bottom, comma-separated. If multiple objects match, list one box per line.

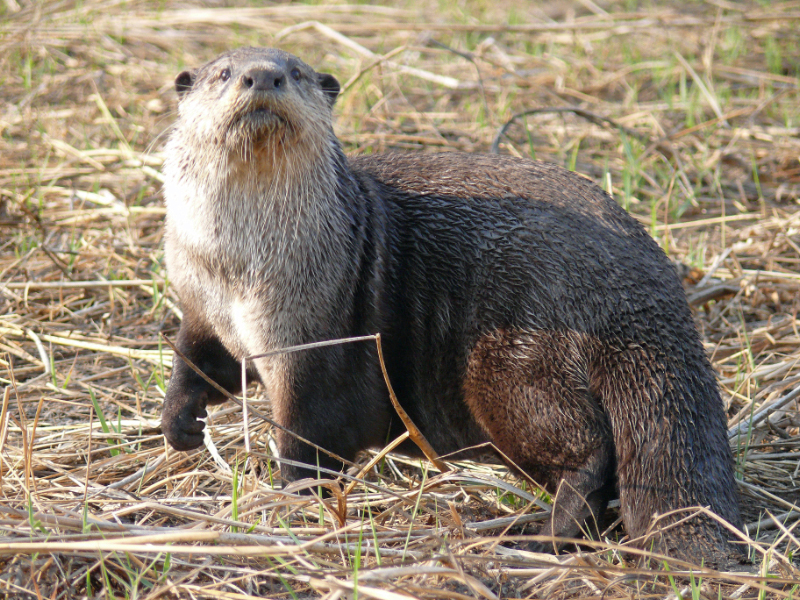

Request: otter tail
left=595, top=341, right=745, bottom=564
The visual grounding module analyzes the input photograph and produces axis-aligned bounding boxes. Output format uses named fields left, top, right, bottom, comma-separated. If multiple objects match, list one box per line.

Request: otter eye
left=220, top=68, right=231, bottom=82
left=290, top=68, right=301, bottom=82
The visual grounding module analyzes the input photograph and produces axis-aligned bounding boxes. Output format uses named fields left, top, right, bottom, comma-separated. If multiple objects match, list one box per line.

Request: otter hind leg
left=543, top=451, right=616, bottom=550
left=464, top=330, right=615, bottom=549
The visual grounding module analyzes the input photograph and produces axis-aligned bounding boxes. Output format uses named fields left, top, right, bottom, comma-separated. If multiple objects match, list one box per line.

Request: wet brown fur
left=160, top=47, right=744, bottom=565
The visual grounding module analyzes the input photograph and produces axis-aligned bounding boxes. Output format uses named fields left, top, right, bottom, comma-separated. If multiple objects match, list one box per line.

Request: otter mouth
left=224, top=98, right=289, bottom=139
left=239, top=106, right=284, bottom=128
left=222, top=97, right=301, bottom=153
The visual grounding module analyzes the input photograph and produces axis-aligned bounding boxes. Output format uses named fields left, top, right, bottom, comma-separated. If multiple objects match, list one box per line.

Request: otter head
left=168, top=48, right=341, bottom=175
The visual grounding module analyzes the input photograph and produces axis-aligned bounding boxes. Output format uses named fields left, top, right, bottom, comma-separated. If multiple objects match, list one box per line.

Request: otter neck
left=165, top=132, right=366, bottom=351
left=170, top=132, right=357, bottom=274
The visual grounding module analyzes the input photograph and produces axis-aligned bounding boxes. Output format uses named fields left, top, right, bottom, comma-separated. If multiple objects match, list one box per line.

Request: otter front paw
left=161, top=390, right=208, bottom=451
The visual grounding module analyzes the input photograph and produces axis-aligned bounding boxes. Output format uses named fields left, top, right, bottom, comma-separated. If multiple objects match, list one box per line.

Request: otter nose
left=241, top=67, right=286, bottom=92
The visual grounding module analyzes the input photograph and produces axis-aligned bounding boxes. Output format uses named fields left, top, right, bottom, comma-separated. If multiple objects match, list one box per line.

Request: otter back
left=160, top=47, right=744, bottom=566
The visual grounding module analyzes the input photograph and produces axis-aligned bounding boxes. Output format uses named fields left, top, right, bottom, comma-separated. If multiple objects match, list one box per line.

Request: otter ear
left=317, top=73, right=340, bottom=106
left=175, top=70, right=196, bottom=97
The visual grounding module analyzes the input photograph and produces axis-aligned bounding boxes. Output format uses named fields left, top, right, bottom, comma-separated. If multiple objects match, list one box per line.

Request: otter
left=160, top=47, right=744, bottom=564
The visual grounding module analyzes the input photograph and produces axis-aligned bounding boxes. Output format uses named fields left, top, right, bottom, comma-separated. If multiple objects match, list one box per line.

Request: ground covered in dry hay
left=1, top=0, right=799, bottom=598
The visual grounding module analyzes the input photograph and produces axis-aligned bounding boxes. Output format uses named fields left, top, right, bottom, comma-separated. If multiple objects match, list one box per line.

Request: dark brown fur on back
left=160, top=48, right=744, bottom=566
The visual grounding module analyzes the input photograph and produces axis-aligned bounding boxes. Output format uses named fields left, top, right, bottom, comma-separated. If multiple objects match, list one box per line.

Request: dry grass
left=1, top=0, right=800, bottom=598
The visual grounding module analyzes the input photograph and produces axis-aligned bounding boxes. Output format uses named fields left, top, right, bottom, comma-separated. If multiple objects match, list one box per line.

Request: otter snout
left=241, top=66, right=287, bottom=92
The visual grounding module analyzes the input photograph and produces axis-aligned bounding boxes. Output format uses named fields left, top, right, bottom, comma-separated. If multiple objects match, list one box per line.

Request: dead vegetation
left=0, top=0, right=799, bottom=598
